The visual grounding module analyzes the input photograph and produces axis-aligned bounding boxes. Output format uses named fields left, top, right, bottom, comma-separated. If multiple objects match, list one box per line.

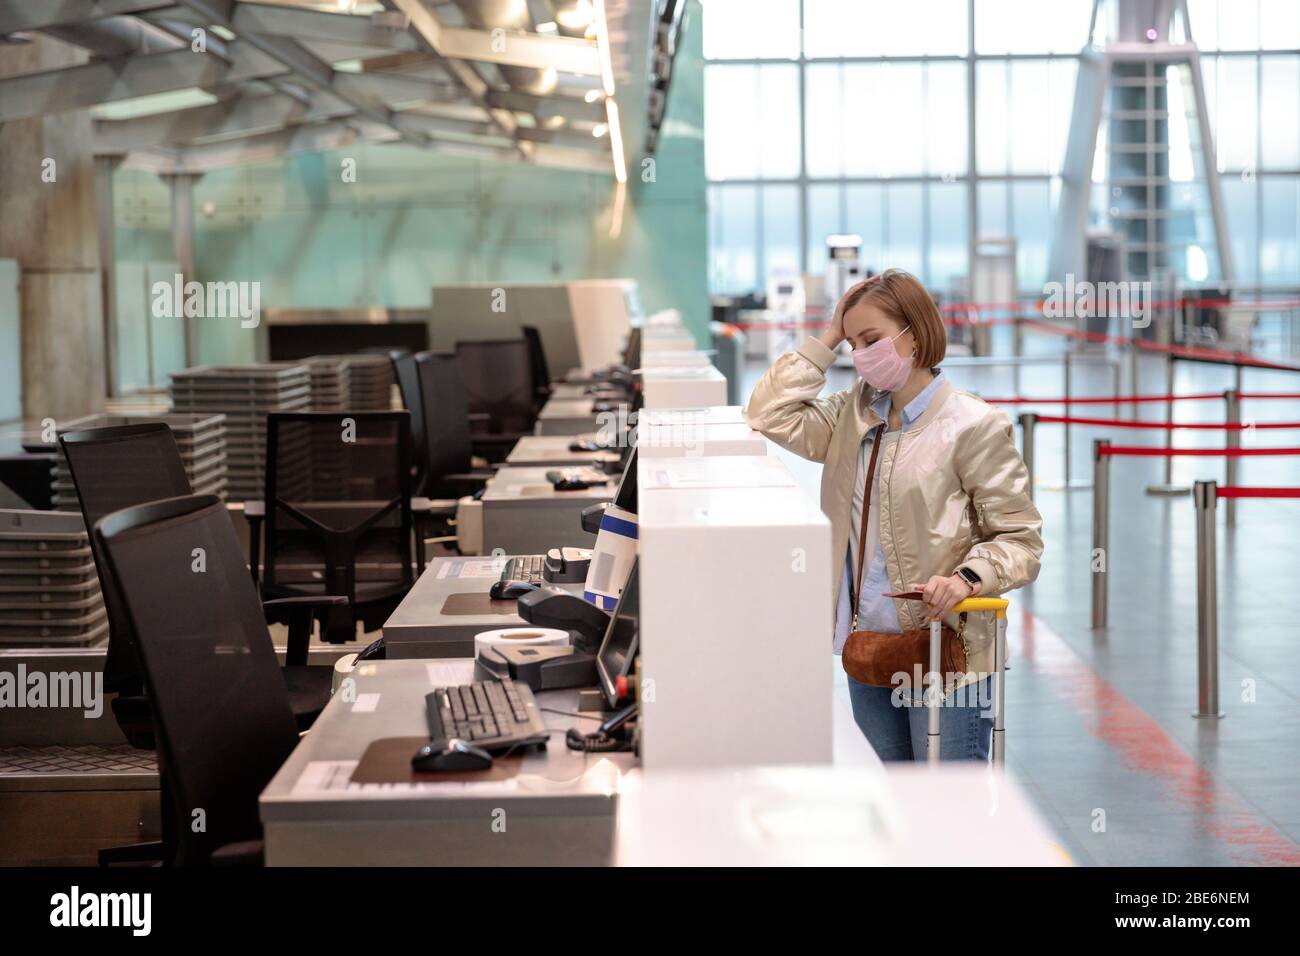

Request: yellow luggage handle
left=951, top=596, right=1009, bottom=619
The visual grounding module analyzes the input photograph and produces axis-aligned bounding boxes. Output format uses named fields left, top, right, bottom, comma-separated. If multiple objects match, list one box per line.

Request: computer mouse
left=553, top=476, right=593, bottom=491
left=489, top=579, right=539, bottom=600
left=411, top=738, right=493, bottom=772
left=568, top=439, right=602, bottom=452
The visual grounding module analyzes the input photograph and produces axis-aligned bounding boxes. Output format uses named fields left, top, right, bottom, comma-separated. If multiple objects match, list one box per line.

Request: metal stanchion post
left=927, top=619, right=943, bottom=765
left=1129, top=341, right=1140, bottom=421
left=1013, top=315, right=1024, bottom=396
left=1163, top=354, right=1174, bottom=486
left=1063, top=348, right=1073, bottom=484
left=1091, top=439, right=1110, bottom=630
left=1225, top=389, right=1240, bottom=528
left=1193, top=481, right=1224, bottom=719
left=992, top=612, right=1008, bottom=766
left=1019, top=412, right=1037, bottom=501
left=1146, top=351, right=1189, bottom=496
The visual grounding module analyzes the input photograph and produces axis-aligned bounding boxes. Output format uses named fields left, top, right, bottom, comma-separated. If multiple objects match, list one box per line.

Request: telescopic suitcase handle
left=926, top=597, right=1009, bottom=766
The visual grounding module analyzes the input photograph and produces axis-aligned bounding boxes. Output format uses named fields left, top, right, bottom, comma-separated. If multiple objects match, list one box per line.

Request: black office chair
left=59, top=424, right=338, bottom=744
left=95, top=494, right=302, bottom=867
left=520, top=325, right=552, bottom=408
left=388, top=349, right=429, bottom=496
left=454, top=338, right=535, bottom=462
left=256, top=411, right=421, bottom=641
left=416, top=351, right=496, bottom=500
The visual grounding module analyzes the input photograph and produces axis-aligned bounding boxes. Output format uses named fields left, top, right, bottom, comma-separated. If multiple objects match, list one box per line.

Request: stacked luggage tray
left=304, top=356, right=352, bottom=412
left=344, top=354, right=395, bottom=410
left=0, top=510, right=107, bottom=647
left=32, top=412, right=229, bottom=511
left=169, top=365, right=312, bottom=501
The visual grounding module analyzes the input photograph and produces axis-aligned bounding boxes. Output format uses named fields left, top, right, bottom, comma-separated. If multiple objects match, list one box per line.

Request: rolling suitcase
left=925, top=597, right=1009, bottom=765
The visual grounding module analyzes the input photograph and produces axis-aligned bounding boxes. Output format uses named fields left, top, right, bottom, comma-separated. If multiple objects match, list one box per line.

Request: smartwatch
left=956, top=566, right=982, bottom=590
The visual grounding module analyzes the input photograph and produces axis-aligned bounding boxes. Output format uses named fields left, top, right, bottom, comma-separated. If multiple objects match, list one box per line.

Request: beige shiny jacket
left=744, top=336, right=1043, bottom=681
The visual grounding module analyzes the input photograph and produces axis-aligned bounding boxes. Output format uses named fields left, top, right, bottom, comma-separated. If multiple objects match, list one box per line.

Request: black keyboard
left=501, top=554, right=545, bottom=585
left=424, top=679, right=549, bottom=755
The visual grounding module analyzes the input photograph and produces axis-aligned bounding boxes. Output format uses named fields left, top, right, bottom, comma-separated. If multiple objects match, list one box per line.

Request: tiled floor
left=741, top=335, right=1300, bottom=866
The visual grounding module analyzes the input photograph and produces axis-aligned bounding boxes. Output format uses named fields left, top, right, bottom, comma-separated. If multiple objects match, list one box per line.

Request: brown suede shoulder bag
left=840, top=424, right=968, bottom=687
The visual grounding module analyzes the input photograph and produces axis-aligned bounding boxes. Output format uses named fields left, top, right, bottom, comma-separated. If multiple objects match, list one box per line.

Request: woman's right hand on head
left=820, top=277, right=873, bottom=350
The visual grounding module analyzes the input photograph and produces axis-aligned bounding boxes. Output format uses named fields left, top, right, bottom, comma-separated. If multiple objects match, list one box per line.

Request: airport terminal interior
left=1, top=0, right=1299, bottom=879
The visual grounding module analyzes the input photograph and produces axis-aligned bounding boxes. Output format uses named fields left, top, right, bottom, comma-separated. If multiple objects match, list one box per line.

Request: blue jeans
left=848, top=675, right=994, bottom=762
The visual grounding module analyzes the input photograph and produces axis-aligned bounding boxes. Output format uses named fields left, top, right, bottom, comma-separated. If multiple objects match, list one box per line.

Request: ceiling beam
left=384, top=0, right=527, bottom=157
left=485, top=88, right=605, bottom=124
left=173, top=118, right=379, bottom=172
left=0, top=42, right=288, bottom=123
left=171, top=0, right=431, bottom=148
left=93, top=89, right=356, bottom=151
left=437, top=27, right=600, bottom=76
left=0, top=0, right=174, bottom=34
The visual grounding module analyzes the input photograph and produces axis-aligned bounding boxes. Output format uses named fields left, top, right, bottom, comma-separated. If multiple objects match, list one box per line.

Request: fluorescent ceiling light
left=592, top=0, right=625, bottom=183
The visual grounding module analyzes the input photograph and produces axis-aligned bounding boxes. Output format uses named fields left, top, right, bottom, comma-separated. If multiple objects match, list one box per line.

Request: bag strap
left=850, top=424, right=884, bottom=631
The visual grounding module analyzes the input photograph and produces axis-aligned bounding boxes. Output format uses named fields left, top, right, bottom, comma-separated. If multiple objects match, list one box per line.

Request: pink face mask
left=851, top=325, right=914, bottom=391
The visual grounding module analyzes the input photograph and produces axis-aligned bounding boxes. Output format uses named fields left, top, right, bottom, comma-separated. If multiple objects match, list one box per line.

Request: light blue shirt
left=833, top=371, right=946, bottom=653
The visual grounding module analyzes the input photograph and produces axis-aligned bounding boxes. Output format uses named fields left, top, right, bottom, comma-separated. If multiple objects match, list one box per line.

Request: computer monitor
left=612, top=447, right=638, bottom=514
left=596, top=558, right=639, bottom=707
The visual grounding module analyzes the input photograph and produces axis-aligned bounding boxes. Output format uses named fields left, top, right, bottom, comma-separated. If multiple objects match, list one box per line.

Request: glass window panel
left=708, top=184, right=759, bottom=294
left=978, top=180, right=1009, bottom=236
left=1212, top=57, right=1258, bottom=172
left=804, top=0, right=968, bottom=58
left=840, top=64, right=878, bottom=177
left=1217, top=0, right=1260, bottom=50
left=975, top=0, right=1093, bottom=55
left=1008, top=60, right=1056, bottom=174
left=761, top=184, right=802, bottom=280
left=703, top=0, right=800, bottom=60
left=976, top=61, right=1010, bottom=174
left=805, top=63, right=845, bottom=179
left=1260, top=0, right=1300, bottom=50
left=1260, top=56, right=1300, bottom=170
left=845, top=183, right=885, bottom=272
left=1221, top=176, right=1258, bottom=283
left=1260, top=176, right=1299, bottom=283
left=807, top=183, right=844, bottom=274
left=1047, top=59, right=1079, bottom=174
left=1186, top=0, right=1219, bottom=49
left=704, top=65, right=759, bottom=179
left=1010, top=180, right=1052, bottom=289
left=705, top=64, right=801, bottom=179
left=884, top=183, right=925, bottom=278
left=756, top=64, right=803, bottom=177
left=876, top=62, right=926, bottom=177
left=928, top=182, right=970, bottom=291
left=926, top=62, right=969, bottom=177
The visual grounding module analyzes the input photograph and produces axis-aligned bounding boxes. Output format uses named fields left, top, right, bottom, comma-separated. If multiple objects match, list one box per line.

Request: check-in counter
left=641, top=366, right=728, bottom=409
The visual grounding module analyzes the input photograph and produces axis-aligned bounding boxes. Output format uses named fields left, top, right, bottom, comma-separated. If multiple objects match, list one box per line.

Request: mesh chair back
left=454, top=338, right=535, bottom=433
left=521, top=326, right=550, bottom=398
left=624, top=327, right=642, bottom=369
left=95, top=493, right=299, bottom=866
left=59, top=423, right=193, bottom=695
left=261, top=412, right=413, bottom=620
left=416, top=351, right=475, bottom=494
left=389, top=349, right=428, bottom=494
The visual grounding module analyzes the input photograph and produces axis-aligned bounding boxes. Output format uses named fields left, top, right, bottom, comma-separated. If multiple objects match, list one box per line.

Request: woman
left=744, top=269, right=1043, bottom=761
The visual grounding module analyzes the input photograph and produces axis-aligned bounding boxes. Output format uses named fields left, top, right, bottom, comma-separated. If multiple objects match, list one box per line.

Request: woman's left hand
left=914, top=574, right=977, bottom=621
